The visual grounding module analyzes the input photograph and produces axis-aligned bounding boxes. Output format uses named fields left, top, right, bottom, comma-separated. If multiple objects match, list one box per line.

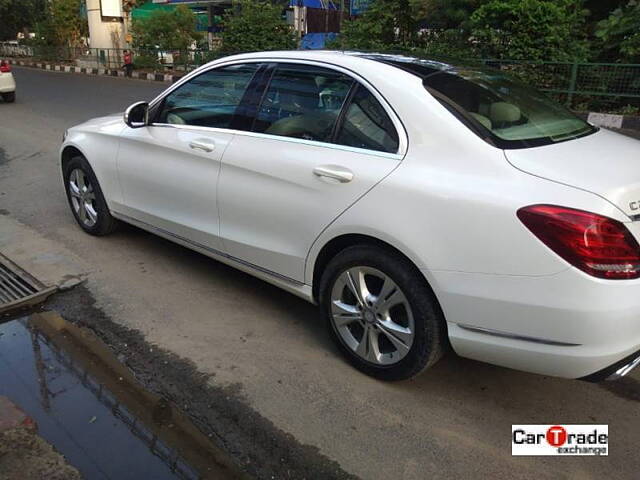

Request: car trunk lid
left=505, top=128, right=640, bottom=219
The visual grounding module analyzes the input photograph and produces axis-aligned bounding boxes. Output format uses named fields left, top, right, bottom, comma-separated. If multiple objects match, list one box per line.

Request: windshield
left=423, top=69, right=596, bottom=148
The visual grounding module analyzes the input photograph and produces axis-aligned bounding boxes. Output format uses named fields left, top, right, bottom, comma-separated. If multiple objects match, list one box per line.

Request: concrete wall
left=86, top=0, right=126, bottom=50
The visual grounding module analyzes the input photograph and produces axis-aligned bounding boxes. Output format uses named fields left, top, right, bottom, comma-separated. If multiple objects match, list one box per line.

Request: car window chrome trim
left=457, top=324, right=581, bottom=347
left=147, top=56, right=408, bottom=158
left=149, top=122, right=405, bottom=160
left=112, top=211, right=305, bottom=286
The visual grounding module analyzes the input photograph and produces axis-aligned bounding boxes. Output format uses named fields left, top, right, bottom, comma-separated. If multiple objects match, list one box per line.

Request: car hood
left=72, top=113, right=124, bottom=130
left=504, top=128, right=640, bottom=218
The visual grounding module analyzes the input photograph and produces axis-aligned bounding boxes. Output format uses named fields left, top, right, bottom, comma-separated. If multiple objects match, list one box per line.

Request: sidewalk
left=6, top=57, right=184, bottom=84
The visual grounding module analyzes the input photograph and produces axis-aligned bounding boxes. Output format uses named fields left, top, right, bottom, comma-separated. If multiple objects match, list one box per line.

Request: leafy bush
left=331, top=0, right=421, bottom=51
left=595, top=0, right=640, bottom=62
left=132, top=4, right=203, bottom=51
left=221, top=0, right=296, bottom=53
left=469, top=0, right=589, bottom=61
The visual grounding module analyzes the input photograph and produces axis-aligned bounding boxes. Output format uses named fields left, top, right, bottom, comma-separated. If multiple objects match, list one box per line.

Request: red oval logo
left=546, top=426, right=567, bottom=447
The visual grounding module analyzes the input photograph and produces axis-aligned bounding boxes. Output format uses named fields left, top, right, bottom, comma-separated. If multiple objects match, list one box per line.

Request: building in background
left=86, top=0, right=374, bottom=53
left=86, top=0, right=231, bottom=50
left=86, top=0, right=126, bottom=49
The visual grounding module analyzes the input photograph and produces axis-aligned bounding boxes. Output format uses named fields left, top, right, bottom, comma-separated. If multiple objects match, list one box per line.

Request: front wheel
left=63, top=155, right=118, bottom=236
left=320, top=245, right=447, bottom=381
left=2, top=92, right=15, bottom=103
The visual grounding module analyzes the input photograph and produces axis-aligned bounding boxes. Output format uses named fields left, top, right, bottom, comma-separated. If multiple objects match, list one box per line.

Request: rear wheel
left=319, top=245, right=446, bottom=381
left=63, top=155, right=118, bottom=236
left=2, top=92, right=15, bottom=103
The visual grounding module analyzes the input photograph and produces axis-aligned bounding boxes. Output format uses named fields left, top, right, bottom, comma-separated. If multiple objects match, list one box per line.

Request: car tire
left=2, top=92, right=15, bottom=103
left=319, top=245, right=447, bottom=381
left=63, top=155, right=118, bottom=236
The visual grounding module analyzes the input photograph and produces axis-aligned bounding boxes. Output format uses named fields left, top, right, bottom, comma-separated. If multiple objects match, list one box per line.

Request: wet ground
left=0, top=311, right=245, bottom=480
left=0, top=285, right=355, bottom=480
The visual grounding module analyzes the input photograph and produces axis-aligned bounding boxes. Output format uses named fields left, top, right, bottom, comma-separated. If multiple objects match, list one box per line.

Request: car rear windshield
left=423, top=69, right=596, bottom=149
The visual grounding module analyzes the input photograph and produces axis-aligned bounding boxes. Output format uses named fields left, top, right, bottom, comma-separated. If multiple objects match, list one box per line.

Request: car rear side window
left=156, top=63, right=259, bottom=129
left=253, top=63, right=354, bottom=143
left=335, top=85, right=399, bottom=153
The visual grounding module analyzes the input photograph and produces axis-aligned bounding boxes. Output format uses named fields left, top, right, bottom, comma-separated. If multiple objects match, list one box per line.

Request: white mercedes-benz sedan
left=60, top=51, right=640, bottom=381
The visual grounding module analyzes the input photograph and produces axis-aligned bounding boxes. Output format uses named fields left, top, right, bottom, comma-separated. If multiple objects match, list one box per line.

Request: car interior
left=155, top=63, right=399, bottom=153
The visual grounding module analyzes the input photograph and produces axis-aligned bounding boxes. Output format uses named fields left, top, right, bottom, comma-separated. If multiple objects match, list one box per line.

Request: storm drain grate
left=0, top=253, right=56, bottom=314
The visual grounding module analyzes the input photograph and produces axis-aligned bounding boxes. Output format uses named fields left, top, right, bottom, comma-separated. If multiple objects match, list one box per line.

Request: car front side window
left=156, top=63, right=260, bottom=129
left=252, top=63, right=354, bottom=143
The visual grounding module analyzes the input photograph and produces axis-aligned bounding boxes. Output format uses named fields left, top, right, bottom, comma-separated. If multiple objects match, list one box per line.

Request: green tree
left=420, top=0, right=486, bottom=30
left=0, top=0, right=46, bottom=41
left=595, top=0, right=640, bottom=62
left=132, top=4, right=203, bottom=51
left=48, top=0, right=88, bottom=47
left=470, top=0, right=589, bottom=61
left=220, top=0, right=296, bottom=53
left=332, top=0, right=421, bottom=50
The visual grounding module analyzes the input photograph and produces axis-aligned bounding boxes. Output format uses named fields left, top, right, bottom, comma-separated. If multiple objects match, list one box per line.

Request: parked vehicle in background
left=60, top=51, right=640, bottom=382
left=0, top=60, right=16, bottom=103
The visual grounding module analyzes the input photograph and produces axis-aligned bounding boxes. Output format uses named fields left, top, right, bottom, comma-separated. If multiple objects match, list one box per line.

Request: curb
left=575, top=111, right=640, bottom=131
left=6, top=58, right=184, bottom=84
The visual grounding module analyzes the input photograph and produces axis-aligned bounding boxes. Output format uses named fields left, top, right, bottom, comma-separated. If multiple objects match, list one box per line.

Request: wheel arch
left=61, top=144, right=88, bottom=172
left=60, top=142, right=119, bottom=212
left=310, top=233, right=438, bottom=305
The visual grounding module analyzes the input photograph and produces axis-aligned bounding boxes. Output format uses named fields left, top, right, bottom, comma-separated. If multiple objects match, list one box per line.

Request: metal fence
left=2, top=43, right=639, bottom=110
left=481, top=59, right=640, bottom=110
left=0, top=44, right=223, bottom=71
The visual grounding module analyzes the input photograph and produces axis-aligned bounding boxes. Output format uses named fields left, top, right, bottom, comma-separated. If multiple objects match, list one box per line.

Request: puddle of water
left=0, top=312, right=246, bottom=480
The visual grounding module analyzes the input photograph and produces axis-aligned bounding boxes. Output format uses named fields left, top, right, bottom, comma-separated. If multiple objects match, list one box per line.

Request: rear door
left=218, top=62, right=405, bottom=282
left=116, top=63, right=262, bottom=251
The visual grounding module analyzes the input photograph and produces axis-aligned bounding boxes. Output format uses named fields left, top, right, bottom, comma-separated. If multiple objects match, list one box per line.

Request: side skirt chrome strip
left=457, top=324, right=582, bottom=347
left=112, top=212, right=305, bottom=287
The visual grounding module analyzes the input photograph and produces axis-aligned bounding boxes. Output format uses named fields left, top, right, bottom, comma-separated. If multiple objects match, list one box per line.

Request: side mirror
left=124, top=101, right=149, bottom=128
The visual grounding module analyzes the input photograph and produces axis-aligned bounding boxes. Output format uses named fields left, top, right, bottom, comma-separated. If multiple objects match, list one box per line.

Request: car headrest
left=469, top=112, right=492, bottom=130
left=490, top=102, right=521, bottom=123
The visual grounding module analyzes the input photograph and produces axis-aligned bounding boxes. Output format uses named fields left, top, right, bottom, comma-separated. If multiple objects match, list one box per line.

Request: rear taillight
left=0, top=61, right=10, bottom=73
left=517, top=205, right=640, bottom=279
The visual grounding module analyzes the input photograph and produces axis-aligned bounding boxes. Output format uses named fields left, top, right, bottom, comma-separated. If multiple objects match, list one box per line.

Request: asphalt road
left=1, top=66, right=639, bottom=479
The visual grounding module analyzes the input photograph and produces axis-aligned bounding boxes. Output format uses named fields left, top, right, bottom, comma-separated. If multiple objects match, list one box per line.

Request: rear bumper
left=0, top=73, right=16, bottom=93
left=428, top=267, right=640, bottom=379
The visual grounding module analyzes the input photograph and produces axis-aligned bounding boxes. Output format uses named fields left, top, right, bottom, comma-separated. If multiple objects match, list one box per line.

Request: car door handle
left=313, top=165, right=354, bottom=183
left=189, top=139, right=215, bottom=152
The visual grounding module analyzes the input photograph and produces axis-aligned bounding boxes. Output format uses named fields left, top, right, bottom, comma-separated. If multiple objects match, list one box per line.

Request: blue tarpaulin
left=300, top=32, right=338, bottom=49
left=350, top=0, right=373, bottom=15
left=289, top=0, right=339, bottom=9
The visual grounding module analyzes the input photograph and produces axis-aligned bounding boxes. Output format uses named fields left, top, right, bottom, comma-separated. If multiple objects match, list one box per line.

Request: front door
left=115, top=63, right=261, bottom=251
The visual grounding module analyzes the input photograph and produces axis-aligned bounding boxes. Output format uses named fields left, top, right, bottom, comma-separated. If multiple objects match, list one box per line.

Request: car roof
left=211, top=50, right=465, bottom=78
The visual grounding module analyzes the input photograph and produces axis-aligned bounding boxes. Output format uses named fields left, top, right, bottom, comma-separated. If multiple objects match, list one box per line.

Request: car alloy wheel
left=68, top=168, right=98, bottom=228
left=330, top=266, right=415, bottom=365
